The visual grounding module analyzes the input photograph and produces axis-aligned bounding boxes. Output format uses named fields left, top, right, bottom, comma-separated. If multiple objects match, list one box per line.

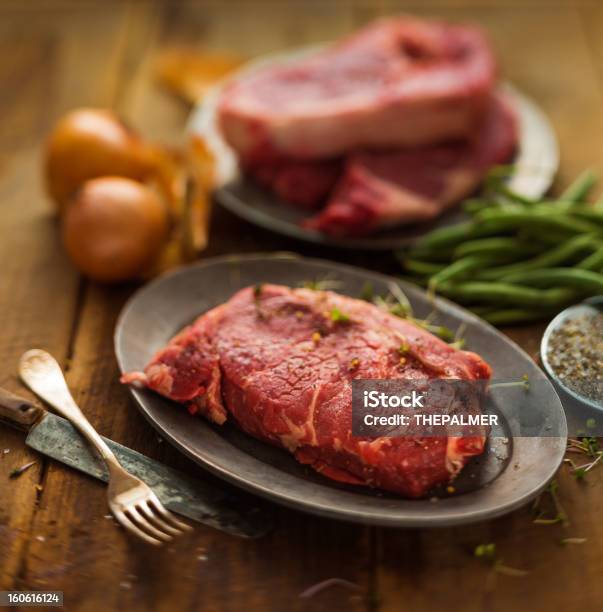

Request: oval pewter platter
left=188, top=45, right=559, bottom=251
left=115, top=254, right=567, bottom=527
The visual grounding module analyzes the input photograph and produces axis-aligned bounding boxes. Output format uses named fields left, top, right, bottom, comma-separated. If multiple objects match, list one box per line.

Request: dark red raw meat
left=242, top=94, right=517, bottom=229
left=305, top=93, right=517, bottom=236
left=218, top=17, right=496, bottom=161
left=122, top=285, right=491, bottom=498
left=243, top=156, right=342, bottom=210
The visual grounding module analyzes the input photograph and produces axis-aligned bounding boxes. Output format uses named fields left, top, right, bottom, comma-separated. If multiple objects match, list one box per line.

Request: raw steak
left=243, top=93, right=517, bottom=224
left=122, top=285, right=492, bottom=498
left=305, top=93, right=517, bottom=236
left=244, top=157, right=342, bottom=210
left=218, top=17, right=496, bottom=161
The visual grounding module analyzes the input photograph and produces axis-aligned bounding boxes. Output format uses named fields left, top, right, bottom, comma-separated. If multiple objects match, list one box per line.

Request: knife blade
left=0, top=387, right=271, bottom=538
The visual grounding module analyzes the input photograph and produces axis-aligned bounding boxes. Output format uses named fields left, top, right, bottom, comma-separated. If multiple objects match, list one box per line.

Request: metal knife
left=0, top=387, right=271, bottom=538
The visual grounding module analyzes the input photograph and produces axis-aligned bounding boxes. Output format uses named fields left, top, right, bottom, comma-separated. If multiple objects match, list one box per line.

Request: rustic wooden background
left=1, top=1, right=603, bottom=610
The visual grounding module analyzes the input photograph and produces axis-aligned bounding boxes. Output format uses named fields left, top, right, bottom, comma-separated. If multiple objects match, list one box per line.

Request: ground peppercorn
left=547, top=311, right=603, bottom=403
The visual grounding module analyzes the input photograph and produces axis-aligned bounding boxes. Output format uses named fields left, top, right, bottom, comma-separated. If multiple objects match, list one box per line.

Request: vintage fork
left=19, top=349, right=192, bottom=546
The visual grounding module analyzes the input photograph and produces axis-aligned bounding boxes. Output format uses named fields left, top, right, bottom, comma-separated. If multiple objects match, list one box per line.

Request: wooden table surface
left=1, top=1, right=603, bottom=610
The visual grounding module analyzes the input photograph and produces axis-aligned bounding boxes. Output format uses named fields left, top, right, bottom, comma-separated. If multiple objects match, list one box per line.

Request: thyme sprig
left=301, top=277, right=342, bottom=291
left=489, top=374, right=530, bottom=392
left=303, top=278, right=460, bottom=344
left=330, top=308, right=350, bottom=323
left=560, top=537, right=587, bottom=545
left=474, top=543, right=528, bottom=577
left=565, top=435, right=603, bottom=480
left=372, top=283, right=458, bottom=343
left=532, top=480, right=569, bottom=526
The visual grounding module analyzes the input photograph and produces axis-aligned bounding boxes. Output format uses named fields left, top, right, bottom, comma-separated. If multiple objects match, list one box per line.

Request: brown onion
left=62, top=177, right=168, bottom=282
left=45, top=109, right=155, bottom=212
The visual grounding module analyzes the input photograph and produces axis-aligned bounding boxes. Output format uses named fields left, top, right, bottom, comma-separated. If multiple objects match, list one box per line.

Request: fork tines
left=112, top=491, right=192, bottom=546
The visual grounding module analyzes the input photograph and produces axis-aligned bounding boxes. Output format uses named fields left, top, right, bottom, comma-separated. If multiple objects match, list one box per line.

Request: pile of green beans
left=398, top=169, right=603, bottom=325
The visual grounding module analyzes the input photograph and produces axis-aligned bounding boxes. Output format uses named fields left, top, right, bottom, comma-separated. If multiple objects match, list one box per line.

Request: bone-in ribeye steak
left=245, top=93, right=517, bottom=234
left=218, top=17, right=496, bottom=160
left=122, top=285, right=492, bottom=497
left=304, top=93, right=517, bottom=236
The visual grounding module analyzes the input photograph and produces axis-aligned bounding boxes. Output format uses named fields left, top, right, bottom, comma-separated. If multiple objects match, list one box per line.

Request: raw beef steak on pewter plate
left=122, top=285, right=492, bottom=498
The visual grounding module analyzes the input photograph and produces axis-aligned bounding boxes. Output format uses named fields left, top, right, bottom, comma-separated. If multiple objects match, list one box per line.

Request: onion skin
left=45, top=109, right=155, bottom=212
left=62, top=177, right=169, bottom=283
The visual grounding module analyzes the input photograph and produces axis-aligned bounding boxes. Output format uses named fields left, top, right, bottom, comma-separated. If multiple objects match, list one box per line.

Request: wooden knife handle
left=0, top=387, right=45, bottom=431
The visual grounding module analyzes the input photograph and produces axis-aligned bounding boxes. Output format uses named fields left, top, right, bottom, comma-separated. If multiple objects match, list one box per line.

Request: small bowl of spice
left=541, top=297, right=603, bottom=433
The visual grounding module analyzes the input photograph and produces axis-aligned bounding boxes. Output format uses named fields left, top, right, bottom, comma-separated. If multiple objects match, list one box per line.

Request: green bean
left=501, top=268, right=603, bottom=293
left=567, top=206, right=603, bottom=226
left=429, top=256, right=486, bottom=289
left=395, top=170, right=603, bottom=326
left=463, top=199, right=496, bottom=214
left=493, top=184, right=536, bottom=205
left=436, top=281, right=576, bottom=307
left=476, top=209, right=602, bottom=235
left=517, top=227, right=574, bottom=247
left=403, top=259, right=445, bottom=276
left=484, top=164, right=516, bottom=183
left=480, top=308, right=559, bottom=325
left=403, top=245, right=455, bottom=263
left=535, top=201, right=603, bottom=212
left=528, top=201, right=574, bottom=214
left=477, top=234, right=599, bottom=280
left=517, top=203, right=603, bottom=223
left=414, top=221, right=478, bottom=250
left=560, top=169, right=598, bottom=202
left=577, top=245, right=603, bottom=271
left=454, top=237, right=542, bottom=260
left=482, top=166, right=529, bottom=201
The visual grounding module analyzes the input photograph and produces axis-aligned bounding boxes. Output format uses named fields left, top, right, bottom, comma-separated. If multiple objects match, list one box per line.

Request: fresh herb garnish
left=372, top=284, right=458, bottom=343
left=360, top=282, right=374, bottom=302
left=565, top=437, right=603, bottom=480
left=567, top=435, right=600, bottom=458
left=301, top=278, right=342, bottom=291
left=489, top=375, right=530, bottom=392
left=532, top=479, right=569, bottom=526
left=299, top=578, right=361, bottom=599
left=474, top=543, right=497, bottom=561
left=473, top=542, right=528, bottom=577
left=573, top=466, right=587, bottom=481
left=560, top=537, right=587, bottom=545
left=330, top=308, right=350, bottom=323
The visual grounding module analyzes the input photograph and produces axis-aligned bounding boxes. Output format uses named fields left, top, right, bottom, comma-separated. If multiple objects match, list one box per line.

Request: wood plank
left=356, top=3, right=603, bottom=610
left=25, top=287, right=371, bottom=607
left=5, top=1, right=603, bottom=610
left=0, top=40, right=77, bottom=596
left=0, top=0, right=143, bottom=592
left=579, top=2, right=603, bottom=96
left=21, top=2, right=373, bottom=610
